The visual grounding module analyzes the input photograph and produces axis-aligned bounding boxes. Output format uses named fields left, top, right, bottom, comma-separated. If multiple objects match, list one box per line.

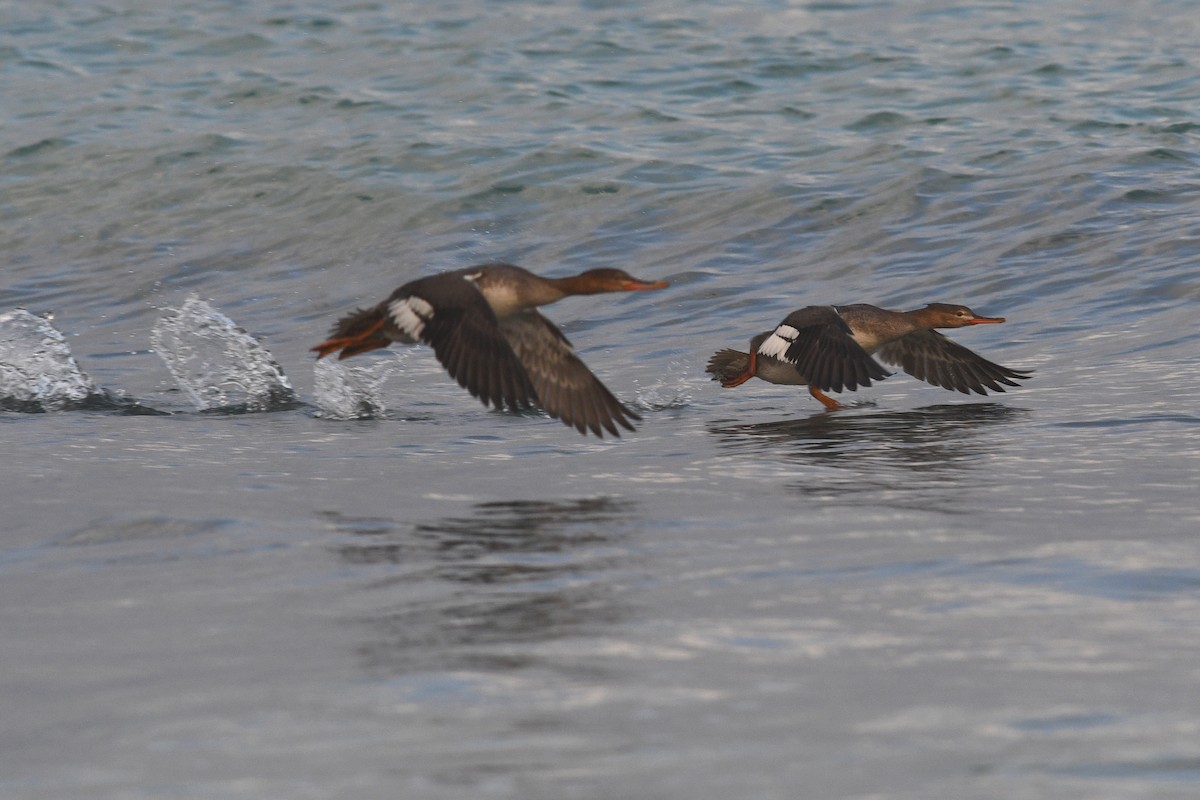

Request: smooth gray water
left=4, top=1, right=1200, bottom=798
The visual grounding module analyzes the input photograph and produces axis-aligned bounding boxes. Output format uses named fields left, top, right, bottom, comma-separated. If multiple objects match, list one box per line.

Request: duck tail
left=311, top=305, right=391, bottom=360
left=705, top=349, right=750, bottom=384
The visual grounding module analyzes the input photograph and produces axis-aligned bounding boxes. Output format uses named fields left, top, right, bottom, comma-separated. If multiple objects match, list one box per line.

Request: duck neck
left=904, top=306, right=942, bottom=331
left=546, top=273, right=601, bottom=298
left=474, top=268, right=567, bottom=316
left=838, top=305, right=920, bottom=351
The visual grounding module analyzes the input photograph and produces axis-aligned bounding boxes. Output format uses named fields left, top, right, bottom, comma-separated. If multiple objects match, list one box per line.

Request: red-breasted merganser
left=706, top=303, right=1030, bottom=410
left=312, top=263, right=669, bottom=436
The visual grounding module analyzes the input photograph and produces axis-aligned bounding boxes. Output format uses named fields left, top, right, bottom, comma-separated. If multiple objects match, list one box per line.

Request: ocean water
left=4, top=1, right=1200, bottom=798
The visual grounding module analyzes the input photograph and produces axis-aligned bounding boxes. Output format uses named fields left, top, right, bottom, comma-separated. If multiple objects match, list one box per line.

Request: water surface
left=4, top=1, right=1200, bottom=798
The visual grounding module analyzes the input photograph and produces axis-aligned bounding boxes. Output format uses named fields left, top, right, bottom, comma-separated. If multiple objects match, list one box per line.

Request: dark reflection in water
left=322, top=498, right=635, bottom=675
left=710, top=403, right=1025, bottom=467
left=709, top=404, right=1028, bottom=510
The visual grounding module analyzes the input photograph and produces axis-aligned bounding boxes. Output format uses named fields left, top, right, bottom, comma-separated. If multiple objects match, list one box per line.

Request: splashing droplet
left=0, top=309, right=97, bottom=411
left=151, top=295, right=296, bottom=413
left=313, top=356, right=398, bottom=419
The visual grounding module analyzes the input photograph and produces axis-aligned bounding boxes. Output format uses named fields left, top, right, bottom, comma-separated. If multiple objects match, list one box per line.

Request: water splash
left=0, top=309, right=98, bottom=411
left=151, top=295, right=297, bottom=413
left=634, top=362, right=693, bottom=411
left=312, top=356, right=399, bottom=419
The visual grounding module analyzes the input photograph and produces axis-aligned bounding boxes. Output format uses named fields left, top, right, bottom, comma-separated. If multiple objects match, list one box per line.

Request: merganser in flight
left=706, top=303, right=1030, bottom=410
left=313, top=263, right=668, bottom=436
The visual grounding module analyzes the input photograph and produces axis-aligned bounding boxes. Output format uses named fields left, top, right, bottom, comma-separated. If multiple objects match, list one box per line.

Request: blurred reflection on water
left=708, top=404, right=1028, bottom=512
left=324, top=498, right=637, bottom=675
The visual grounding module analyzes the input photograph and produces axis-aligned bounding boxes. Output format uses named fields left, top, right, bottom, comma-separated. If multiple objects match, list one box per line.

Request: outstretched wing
left=758, top=306, right=889, bottom=392
left=392, top=274, right=539, bottom=412
left=500, top=310, right=640, bottom=437
left=875, top=330, right=1032, bottom=394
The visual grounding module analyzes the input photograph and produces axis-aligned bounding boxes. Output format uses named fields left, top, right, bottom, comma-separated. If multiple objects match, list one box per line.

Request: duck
left=706, top=303, right=1030, bottom=410
left=312, top=263, right=669, bottom=436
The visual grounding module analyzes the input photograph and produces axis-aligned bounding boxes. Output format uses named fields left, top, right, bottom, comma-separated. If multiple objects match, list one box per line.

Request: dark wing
left=759, top=306, right=889, bottom=392
left=499, top=310, right=641, bottom=437
left=875, top=330, right=1032, bottom=395
left=395, top=274, right=539, bottom=412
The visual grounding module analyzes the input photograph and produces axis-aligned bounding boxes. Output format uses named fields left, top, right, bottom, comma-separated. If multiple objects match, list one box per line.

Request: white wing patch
left=387, top=295, right=435, bottom=339
left=757, top=324, right=799, bottom=362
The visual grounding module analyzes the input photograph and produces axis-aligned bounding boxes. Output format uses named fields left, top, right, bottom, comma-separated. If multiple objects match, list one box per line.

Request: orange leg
left=721, top=349, right=757, bottom=388
left=809, top=386, right=844, bottom=411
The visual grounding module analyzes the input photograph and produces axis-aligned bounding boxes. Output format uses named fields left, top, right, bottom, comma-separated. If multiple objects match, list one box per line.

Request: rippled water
left=4, top=1, right=1200, bottom=798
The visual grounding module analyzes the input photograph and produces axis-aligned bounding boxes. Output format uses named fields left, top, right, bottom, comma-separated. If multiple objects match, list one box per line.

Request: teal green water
left=4, top=2, right=1200, bottom=798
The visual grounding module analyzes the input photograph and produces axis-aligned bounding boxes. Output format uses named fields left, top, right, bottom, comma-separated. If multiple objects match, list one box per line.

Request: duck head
left=561, top=268, right=670, bottom=295
left=918, top=303, right=1005, bottom=328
